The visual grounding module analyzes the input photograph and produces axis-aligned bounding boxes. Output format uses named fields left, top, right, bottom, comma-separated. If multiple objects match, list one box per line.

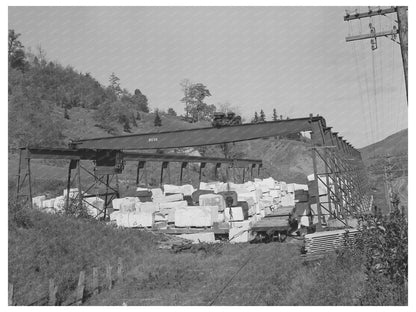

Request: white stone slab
left=300, top=215, right=310, bottom=227
left=229, top=226, right=254, bottom=243
left=224, top=207, right=244, bottom=221
left=32, top=195, right=46, bottom=209
left=237, top=192, right=257, bottom=206
left=180, top=184, right=195, bottom=196
left=84, top=197, right=105, bottom=217
left=269, top=190, right=280, bottom=198
left=117, top=212, right=153, bottom=227
left=63, top=188, right=79, bottom=197
left=112, top=197, right=138, bottom=213
left=153, top=193, right=184, bottom=203
left=110, top=211, right=120, bottom=222
left=217, top=212, right=225, bottom=223
left=174, top=206, right=213, bottom=227
left=150, top=188, right=164, bottom=199
left=136, top=187, right=148, bottom=192
left=135, top=202, right=160, bottom=214
left=159, top=200, right=187, bottom=210
left=199, top=194, right=226, bottom=212
left=53, top=196, right=66, bottom=213
left=163, top=184, right=183, bottom=194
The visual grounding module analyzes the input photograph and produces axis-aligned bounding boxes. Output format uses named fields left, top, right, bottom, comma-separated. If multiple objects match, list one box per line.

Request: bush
left=356, top=210, right=408, bottom=305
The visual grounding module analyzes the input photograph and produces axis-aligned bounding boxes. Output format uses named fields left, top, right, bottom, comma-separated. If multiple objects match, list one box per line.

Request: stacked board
left=302, top=229, right=361, bottom=261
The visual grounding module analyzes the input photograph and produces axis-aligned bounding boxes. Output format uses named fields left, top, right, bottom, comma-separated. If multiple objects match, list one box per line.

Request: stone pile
left=32, top=188, right=105, bottom=217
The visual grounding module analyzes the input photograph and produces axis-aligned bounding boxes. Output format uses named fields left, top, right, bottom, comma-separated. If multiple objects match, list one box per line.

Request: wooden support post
left=75, top=271, right=85, bottom=306
left=180, top=162, right=187, bottom=185
left=198, top=163, right=206, bottom=185
left=27, top=157, right=33, bottom=209
left=104, top=174, right=110, bottom=219
left=65, top=160, right=74, bottom=211
left=106, top=265, right=112, bottom=290
left=214, top=163, right=221, bottom=181
left=48, top=278, right=58, bottom=306
left=115, top=174, right=120, bottom=198
left=76, top=160, right=82, bottom=211
left=136, top=161, right=140, bottom=186
left=397, top=6, right=408, bottom=102
left=311, top=148, right=323, bottom=231
left=92, top=267, right=99, bottom=295
left=15, top=149, right=22, bottom=202
left=8, top=283, right=14, bottom=306
left=242, top=167, right=246, bottom=183
left=136, top=161, right=146, bottom=186
left=160, top=162, right=168, bottom=186
left=323, top=149, right=332, bottom=220
left=117, top=258, right=123, bottom=283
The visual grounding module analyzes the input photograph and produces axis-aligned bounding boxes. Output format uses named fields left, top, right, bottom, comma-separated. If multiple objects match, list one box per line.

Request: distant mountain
left=360, top=129, right=408, bottom=162
left=359, top=129, right=408, bottom=215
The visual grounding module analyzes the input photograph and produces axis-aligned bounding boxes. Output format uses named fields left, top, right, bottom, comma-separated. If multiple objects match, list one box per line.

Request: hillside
left=359, top=129, right=408, bottom=214
left=359, top=129, right=408, bottom=162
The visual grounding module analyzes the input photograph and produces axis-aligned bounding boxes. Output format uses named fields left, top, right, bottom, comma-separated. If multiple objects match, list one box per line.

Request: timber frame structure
left=15, top=115, right=371, bottom=230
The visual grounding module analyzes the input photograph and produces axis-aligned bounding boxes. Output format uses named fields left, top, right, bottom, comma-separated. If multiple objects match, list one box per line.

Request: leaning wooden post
left=75, top=271, right=85, bottom=306
left=8, top=283, right=14, bottom=306
left=106, top=264, right=112, bottom=290
left=48, top=278, right=58, bottom=306
left=117, top=258, right=123, bottom=283
left=76, top=160, right=83, bottom=212
left=92, top=267, right=99, bottom=295
left=27, top=156, right=33, bottom=209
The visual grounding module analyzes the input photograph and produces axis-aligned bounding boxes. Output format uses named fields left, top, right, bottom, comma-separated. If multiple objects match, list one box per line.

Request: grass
left=8, top=207, right=161, bottom=305
left=9, top=204, right=408, bottom=306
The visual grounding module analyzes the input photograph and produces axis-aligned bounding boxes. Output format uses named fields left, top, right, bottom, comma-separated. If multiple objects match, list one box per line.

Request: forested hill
left=8, top=29, right=223, bottom=150
left=8, top=29, right=156, bottom=149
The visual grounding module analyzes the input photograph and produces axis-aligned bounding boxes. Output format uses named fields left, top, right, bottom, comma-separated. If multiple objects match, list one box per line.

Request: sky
left=8, top=6, right=408, bottom=148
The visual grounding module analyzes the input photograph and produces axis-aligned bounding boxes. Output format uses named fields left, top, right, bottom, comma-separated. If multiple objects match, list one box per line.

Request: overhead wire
left=349, top=20, right=372, bottom=147
left=377, top=14, right=386, bottom=141
left=370, top=15, right=381, bottom=146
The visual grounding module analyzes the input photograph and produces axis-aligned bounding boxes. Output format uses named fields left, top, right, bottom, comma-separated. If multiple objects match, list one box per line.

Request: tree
left=259, top=109, right=266, bottom=122
left=180, top=80, right=212, bottom=122
left=218, top=102, right=241, bottom=116
left=252, top=111, right=259, bottom=123
left=132, top=89, right=149, bottom=112
left=154, top=109, right=162, bottom=127
left=64, top=107, right=70, bottom=120
left=109, top=72, right=122, bottom=97
left=273, top=108, right=278, bottom=121
left=167, top=107, right=177, bottom=116
left=8, top=29, right=27, bottom=71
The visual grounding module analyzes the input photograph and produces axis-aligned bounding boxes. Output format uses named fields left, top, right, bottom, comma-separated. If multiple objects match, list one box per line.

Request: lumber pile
left=302, top=229, right=361, bottom=261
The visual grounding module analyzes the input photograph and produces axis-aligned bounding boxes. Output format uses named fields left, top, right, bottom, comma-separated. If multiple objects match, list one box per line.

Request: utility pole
left=344, top=6, right=408, bottom=104
left=397, top=6, right=408, bottom=102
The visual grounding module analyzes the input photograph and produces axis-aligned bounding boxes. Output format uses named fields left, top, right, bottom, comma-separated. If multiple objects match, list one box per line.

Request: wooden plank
left=106, top=265, right=112, bottom=290
left=117, top=258, right=123, bottom=283
left=8, top=283, right=14, bottom=306
left=75, top=271, right=85, bottom=306
left=92, top=267, right=99, bottom=295
left=48, top=279, right=58, bottom=306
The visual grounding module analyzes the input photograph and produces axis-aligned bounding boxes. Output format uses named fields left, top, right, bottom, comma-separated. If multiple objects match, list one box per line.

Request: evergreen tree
left=64, top=107, right=70, bottom=120
left=259, top=109, right=266, bottom=122
left=154, top=109, right=162, bottom=127
left=273, top=108, right=278, bottom=121
left=252, top=111, right=259, bottom=123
